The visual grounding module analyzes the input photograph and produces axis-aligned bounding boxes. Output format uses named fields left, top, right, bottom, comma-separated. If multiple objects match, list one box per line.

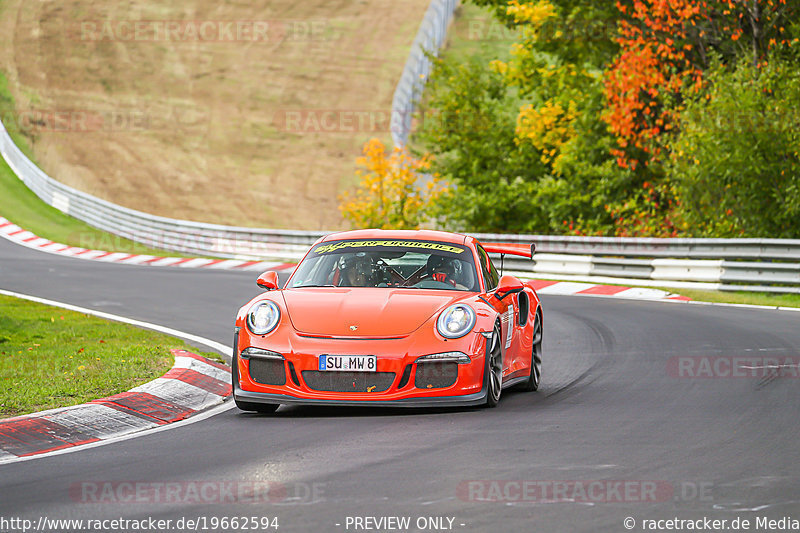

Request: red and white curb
left=0, top=349, right=230, bottom=463
left=524, top=278, right=800, bottom=311
left=0, top=217, right=297, bottom=272
left=526, top=279, right=690, bottom=301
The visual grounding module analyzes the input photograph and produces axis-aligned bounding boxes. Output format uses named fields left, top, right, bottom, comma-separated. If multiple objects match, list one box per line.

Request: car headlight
left=415, top=352, right=471, bottom=364
left=246, top=301, right=281, bottom=335
left=436, top=304, right=476, bottom=339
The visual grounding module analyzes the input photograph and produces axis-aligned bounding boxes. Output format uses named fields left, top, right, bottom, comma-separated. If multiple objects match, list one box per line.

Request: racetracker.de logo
left=73, top=20, right=331, bottom=42
left=456, top=480, right=674, bottom=503
left=271, top=108, right=484, bottom=134
left=667, top=356, right=800, bottom=378
left=454, top=18, right=616, bottom=42
left=70, top=481, right=325, bottom=504
left=1, top=110, right=148, bottom=133
left=273, top=110, right=395, bottom=134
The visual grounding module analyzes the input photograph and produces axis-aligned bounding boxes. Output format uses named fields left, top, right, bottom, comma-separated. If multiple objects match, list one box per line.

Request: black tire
left=232, top=351, right=280, bottom=413
left=484, top=323, right=503, bottom=408
left=518, top=309, right=542, bottom=392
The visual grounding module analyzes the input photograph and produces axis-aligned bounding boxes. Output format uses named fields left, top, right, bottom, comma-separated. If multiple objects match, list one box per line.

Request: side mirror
left=493, top=274, right=524, bottom=301
left=256, top=271, right=280, bottom=291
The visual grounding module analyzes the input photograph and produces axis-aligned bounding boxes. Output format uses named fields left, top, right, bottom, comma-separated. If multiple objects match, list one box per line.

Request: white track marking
left=536, top=282, right=601, bottom=295
left=0, top=289, right=230, bottom=355
left=613, top=287, right=673, bottom=299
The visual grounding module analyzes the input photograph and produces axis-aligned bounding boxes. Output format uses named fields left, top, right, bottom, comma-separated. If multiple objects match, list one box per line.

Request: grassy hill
left=0, top=0, right=431, bottom=230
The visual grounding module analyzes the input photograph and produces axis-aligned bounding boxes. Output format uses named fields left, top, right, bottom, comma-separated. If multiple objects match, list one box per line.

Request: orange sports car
left=232, top=229, right=542, bottom=412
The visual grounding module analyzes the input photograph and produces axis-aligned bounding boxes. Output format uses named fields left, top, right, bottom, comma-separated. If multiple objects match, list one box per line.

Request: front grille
left=301, top=371, right=395, bottom=393
left=248, top=358, right=286, bottom=386
left=415, top=362, right=458, bottom=389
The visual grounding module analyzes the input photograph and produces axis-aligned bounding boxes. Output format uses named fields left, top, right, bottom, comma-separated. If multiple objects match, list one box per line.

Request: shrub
left=667, top=54, right=800, bottom=238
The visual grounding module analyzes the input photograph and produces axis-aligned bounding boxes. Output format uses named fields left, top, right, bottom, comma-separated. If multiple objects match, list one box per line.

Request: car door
left=507, top=291, right=533, bottom=378
left=476, top=245, right=514, bottom=379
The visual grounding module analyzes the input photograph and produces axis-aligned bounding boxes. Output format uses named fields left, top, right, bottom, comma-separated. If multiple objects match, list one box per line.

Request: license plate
left=318, top=355, right=377, bottom=372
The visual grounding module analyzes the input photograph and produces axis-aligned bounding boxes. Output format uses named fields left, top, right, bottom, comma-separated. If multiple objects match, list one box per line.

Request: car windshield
left=288, top=239, right=480, bottom=291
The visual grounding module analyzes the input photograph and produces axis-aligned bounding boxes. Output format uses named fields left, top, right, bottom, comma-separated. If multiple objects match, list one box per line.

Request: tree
left=415, top=55, right=550, bottom=233
left=416, top=0, right=800, bottom=237
left=471, top=0, right=620, bottom=67
left=418, top=0, right=624, bottom=235
left=489, top=0, right=628, bottom=235
left=605, top=0, right=799, bottom=169
left=602, top=0, right=799, bottom=235
left=338, top=138, right=445, bottom=230
left=667, top=53, right=800, bottom=238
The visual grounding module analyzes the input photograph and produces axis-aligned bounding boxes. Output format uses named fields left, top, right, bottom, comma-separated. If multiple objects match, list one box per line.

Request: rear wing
left=481, top=242, right=535, bottom=259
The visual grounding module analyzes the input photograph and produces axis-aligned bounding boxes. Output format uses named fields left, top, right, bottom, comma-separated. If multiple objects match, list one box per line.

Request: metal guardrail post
left=391, top=0, right=460, bottom=147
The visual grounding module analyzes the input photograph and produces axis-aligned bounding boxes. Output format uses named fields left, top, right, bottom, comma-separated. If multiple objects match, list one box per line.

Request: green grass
left=663, top=287, right=800, bottom=308
left=0, top=294, right=223, bottom=419
left=0, top=71, right=196, bottom=256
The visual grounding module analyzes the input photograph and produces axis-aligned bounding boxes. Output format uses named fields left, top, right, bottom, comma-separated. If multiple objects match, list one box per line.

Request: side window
left=476, top=246, right=500, bottom=291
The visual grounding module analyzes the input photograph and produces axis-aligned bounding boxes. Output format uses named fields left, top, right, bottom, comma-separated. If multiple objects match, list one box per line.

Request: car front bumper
left=233, top=383, right=489, bottom=408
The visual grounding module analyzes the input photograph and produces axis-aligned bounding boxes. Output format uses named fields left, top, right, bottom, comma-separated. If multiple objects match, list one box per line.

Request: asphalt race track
left=1, top=235, right=799, bottom=532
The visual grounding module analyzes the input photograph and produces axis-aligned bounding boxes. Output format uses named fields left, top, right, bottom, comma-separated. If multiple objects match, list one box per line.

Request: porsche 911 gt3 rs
left=232, top=229, right=542, bottom=412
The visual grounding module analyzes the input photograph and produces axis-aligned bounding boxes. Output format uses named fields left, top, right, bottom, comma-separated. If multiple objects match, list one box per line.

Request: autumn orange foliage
left=604, top=0, right=796, bottom=169
left=339, top=138, right=445, bottom=230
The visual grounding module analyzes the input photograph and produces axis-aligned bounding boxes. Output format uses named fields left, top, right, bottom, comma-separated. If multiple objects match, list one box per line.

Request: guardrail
left=501, top=254, right=800, bottom=294
left=0, top=120, right=321, bottom=260
left=475, top=232, right=800, bottom=261
left=3, top=116, right=800, bottom=293
left=390, top=0, right=459, bottom=147
left=1, top=0, right=799, bottom=294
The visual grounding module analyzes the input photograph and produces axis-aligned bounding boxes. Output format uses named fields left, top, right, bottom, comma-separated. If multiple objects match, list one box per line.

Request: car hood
left=281, top=288, right=466, bottom=337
